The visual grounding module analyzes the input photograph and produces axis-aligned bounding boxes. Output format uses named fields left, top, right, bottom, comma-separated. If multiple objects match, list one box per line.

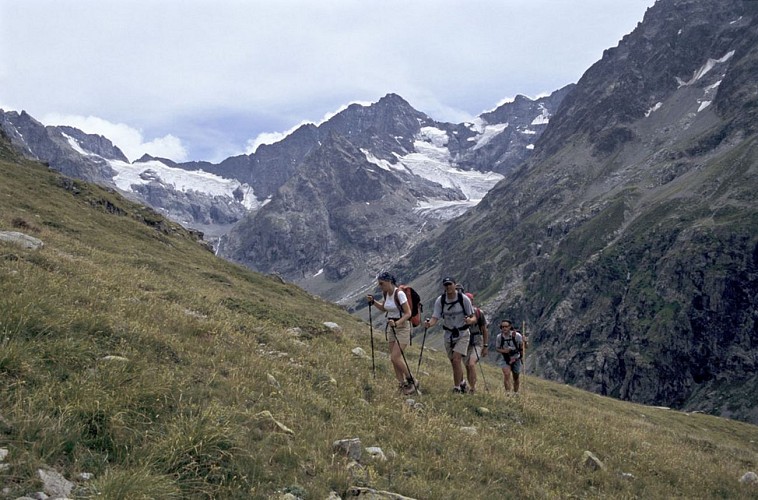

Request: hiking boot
left=460, top=380, right=468, bottom=393
left=402, top=382, right=417, bottom=395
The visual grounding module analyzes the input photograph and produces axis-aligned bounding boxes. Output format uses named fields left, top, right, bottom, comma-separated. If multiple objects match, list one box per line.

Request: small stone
left=739, top=471, right=758, bottom=484
left=101, top=355, right=129, bottom=362
left=37, top=468, right=74, bottom=498
left=267, top=373, right=281, bottom=389
left=286, top=327, right=303, bottom=337
left=0, top=231, right=43, bottom=250
left=352, top=347, right=367, bottom=358
left=366, top=446, right=387, bottom=461
left=460, top=426, right=477, bottom=435
left=253, top=411, right=294, bottom=435
left=323, top=322, right=341, bottom=332
left=475, top=407, right=491, bottom=416
left=582, top=451, right=605, bottom=471
left=333, top=438, right=362, bottom=461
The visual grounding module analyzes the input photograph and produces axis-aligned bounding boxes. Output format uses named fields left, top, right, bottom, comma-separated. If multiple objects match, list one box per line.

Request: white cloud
left=40, top=114, right=188, bottom=162
left=244, top=102, right=374, bottom=154
left=245, top=131, right=291, bottom=155
left=2, top=0, right=657, bottom=162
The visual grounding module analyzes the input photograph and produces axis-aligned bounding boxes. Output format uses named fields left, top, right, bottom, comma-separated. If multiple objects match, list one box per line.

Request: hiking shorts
left=498, top=357, right=522, bottom=374
left=464, top=344, right=483, bottom=365
left=444, top=328, right=470, bottom=359
left=387, top=321, right=411, bottom=346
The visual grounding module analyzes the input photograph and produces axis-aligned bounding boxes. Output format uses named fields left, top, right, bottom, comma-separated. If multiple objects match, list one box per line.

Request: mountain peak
left=375, top=92, right=412, bottom=107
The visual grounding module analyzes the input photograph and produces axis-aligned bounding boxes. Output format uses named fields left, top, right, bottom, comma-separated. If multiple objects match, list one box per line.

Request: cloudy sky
left=1, top=0, right=656, bottom=163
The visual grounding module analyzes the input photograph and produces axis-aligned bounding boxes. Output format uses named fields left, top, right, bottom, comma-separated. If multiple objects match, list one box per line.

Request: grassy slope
left=1, top=151, right=757, bottom=499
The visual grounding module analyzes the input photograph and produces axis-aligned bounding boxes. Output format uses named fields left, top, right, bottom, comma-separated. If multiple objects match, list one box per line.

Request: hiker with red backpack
left=495, top=319, right=525, bottom=394
left=462, top=291, right=489, bottom=394
left=424, top=277, right=476, bottom=394
left=367, top=272, right=417, bottom=395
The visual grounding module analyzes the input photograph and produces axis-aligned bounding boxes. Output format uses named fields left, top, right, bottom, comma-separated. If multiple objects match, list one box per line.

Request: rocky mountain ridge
left=0, top=110, right=253, bottom=233
left=394, top=0, right=758, bottom=423
left=216, top=90, right=571, bottom=300
left=1, top=88, right=568, bottom=251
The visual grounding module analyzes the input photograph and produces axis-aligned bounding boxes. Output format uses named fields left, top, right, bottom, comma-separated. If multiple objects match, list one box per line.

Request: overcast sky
left=1, top=0, right=656, bottom=163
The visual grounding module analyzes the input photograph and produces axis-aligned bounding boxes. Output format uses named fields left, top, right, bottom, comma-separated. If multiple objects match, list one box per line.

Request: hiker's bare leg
left=389, top=341, right=409, bottom=383
left=502, top=367, right=513, bottom=392
left=451, top=352, right=464, bottom=386
left=513, top=372, right=520, bottom=393
left=466, top=356, right=477, bottom=392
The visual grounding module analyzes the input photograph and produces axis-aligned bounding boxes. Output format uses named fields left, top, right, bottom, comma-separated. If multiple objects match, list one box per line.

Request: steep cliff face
left=185, top=94, right=434, bottom=201
left=219, top=134, right=439, bottom=300
left=456, top=86, right=575, bottom=175
left=398, top=0, right=758, bottom=423
left=0, top=110, right=119, bottom=185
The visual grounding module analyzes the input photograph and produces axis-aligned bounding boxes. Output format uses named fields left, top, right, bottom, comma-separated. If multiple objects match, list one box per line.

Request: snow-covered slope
left=108, top=158, right=259, bottom=211
left=363, top=125, right=505, bottom=220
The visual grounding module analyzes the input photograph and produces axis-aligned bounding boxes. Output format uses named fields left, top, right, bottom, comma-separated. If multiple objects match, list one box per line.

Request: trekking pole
left=473, top=339, right=489, bottom=393
left=416, top=320, right=429, bottom=381
left=522, top=320, right=527, bottom=378
left=369, top=303, right=376, bottom=379
left=391, top=325, right=422, bottom=395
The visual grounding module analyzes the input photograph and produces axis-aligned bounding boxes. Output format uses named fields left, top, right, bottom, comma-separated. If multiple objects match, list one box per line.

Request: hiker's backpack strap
left=440, top=291, right=465, bottom=318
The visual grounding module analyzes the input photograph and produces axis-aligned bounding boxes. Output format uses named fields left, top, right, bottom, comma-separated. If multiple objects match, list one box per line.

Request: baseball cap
left=442, top=276, right=455, bottom=285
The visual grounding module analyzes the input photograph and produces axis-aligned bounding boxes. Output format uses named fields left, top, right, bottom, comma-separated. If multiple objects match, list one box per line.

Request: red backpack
left=386, top=285, right=423, bottom=327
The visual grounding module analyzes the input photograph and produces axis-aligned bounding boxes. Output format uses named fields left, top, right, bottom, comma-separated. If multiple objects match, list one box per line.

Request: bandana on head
left=377, top=271, right=396, bottom=284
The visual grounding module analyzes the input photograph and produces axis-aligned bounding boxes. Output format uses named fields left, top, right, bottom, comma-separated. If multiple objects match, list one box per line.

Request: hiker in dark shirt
left=495, top=319, right=524, bottom=394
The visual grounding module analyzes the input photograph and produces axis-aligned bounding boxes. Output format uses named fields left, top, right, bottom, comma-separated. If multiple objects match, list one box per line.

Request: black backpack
left=499, top=332, right=522, bottom=362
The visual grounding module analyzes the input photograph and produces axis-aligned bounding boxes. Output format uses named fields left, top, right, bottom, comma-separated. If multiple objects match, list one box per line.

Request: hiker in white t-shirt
left=367, top=272, right=415, bottom=395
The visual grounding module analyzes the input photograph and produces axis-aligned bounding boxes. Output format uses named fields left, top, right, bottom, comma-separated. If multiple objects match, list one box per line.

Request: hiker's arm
left=424, top=316, right=438, bottom=328
left=393, top=300, right=412, bottom=327
left=367, top=295, right=385, bottom=311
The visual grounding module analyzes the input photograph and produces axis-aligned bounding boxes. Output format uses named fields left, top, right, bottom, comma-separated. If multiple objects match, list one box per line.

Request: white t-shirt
left=384, top=289, right=408, bottom=319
